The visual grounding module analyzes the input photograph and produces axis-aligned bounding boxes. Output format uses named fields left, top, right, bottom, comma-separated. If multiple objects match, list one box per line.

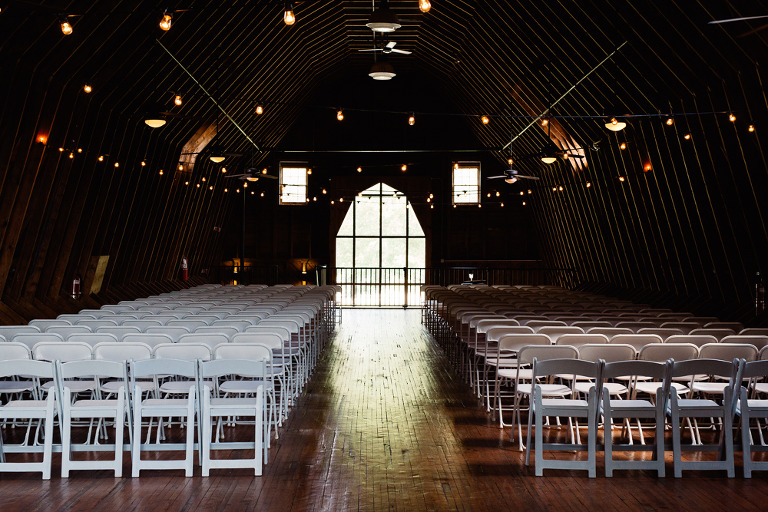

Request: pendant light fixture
left=605, top=116, right=627, bottom=132
left=143, top=99, right=167, bottom=128
left=368, top=61, right=396, bottom=80
left=366, top=0, right=401, bottom=32
left=284, top=3, right=296, bottom=25
left=419, top=0, right=431, bottom=13
left=60, top=17, right=73, bottom=35
left=159, top=12, right=172, bottom=31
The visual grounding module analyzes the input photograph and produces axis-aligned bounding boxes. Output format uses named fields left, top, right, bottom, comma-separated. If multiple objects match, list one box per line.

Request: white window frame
left=452, top=161, right=481, bottom=205
left=279, top=162, right=309, bottom=205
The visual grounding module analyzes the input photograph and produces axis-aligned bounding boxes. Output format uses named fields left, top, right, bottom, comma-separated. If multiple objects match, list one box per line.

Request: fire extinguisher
left=181, top=256, right=188, bottom=282
left=72, top=274, right=81, bottom=300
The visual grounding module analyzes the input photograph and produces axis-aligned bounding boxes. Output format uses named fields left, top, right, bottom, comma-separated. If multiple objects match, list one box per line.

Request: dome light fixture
left=540, top=155, right=558, bottom=165
left=605, top=116, right=627, bottom=132
left=366, top=5, right=401, bottom=33
left=368, top=61, right=396, bottom=80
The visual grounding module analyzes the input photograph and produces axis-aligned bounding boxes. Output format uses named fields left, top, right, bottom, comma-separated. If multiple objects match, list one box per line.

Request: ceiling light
left=401, top=164, right=407, bottom=171
left=178, top=164, right=184, bottom=171
left=618, top=176, right=625, bottom=182
left=144, top=116, right=166, bottom=128
left=210, top=154, right=225, bottom=164
left=60, top=19, right=73, bottom=36
left=357, top=167, right=362, bottom=172
left=336, top=109, right=344, bottom=121
left=255, top=104, right=264, bottom=115
left=541, top=155, right=558, bottom=164
left=221, top=167, right=227, bottom=173
left=408, top=113, right=415, bottom=126
left=684, top=133, right=691, bottom=140
left=98, top=155, right=104, bottom=161
left=141, top=161, right=146, bottom=166
left=284, top=3, right=296, bottom=25
left=619, top=142, right=627, bottom=150
left=159, top=13, right=172, bottom=31
left=159, top=170, right=164, bottom=175
left=749, top=124, right=756, bottom=132
left=605, top=116, right=626, bottom=131
left=481, top=115, right=490, bottom=125
left=83, top=84, right=92, bottom=93
left=419, top=0, right=431, bottom=13
left=174, top=95, right=182, bottom=106
left=366, top=6, right=401, bottom=32
left=246, top=176, right=259, bottom=182
left=369, top=61, right=396, bottom=80
left=68, top=152, right=74, bottom=159
left=644, top=163, right=652, bottom=172
left=729, top=113, right=736, bottom=122
left=586, top=182, right=591, bottom=188
left=665, top=117, right=674, bottom=125
left=505, top=177, right=518, bottom=184
left=114, top=162, right=119, bottom=168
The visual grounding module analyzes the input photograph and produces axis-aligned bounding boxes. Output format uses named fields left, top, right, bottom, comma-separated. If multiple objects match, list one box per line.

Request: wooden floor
left=3, top=309, right=768, bottom=511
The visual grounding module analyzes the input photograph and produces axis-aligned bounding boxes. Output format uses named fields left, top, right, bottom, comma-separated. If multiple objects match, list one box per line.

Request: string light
left=322, top=188, right=327, bottom=194
left=284, top=3, right=296, bottom=25
left=541, top=118, right=549, bottom=126
left=140, top=161, right=146, bottom=167
left=159, top=13, right=172, bottom=31
left=619, top=142, right=627, bottom=150
left=729, top=113, right=736, bottom=122
left=408, top=113, right=415, bottom=126
left=221, top=168, right=227, bottom=173
left=357, top=167, right=362, bottom=173
left=619, top=176, right=626, bottom=182
left=114, top=162, right=119, bottom=168
left=481, top=115, right=490, bottom=125
left=683, top=133, right=691, bottom=140
left=98, top=155, right=104, bottom=162
left=401, top=164, right=407, bottom=172
left=586, top=182, right=591, bottom=188
left=83, top=84, right=92, bottom=93
left=255, top=104, right=264, bottom=115
left=749, top=124, right=756, bottom=132
left=174, top=95, right=183, bottom=106
left=178, top=164, right=184, bottom=171
left=495, top=191, right=500, bottom=197
left=159, top=170, right=164, bottom=175
left=500, top=203, right=504, bottom=207
left=60, top=18, right=73, bottom=36
left=419, top=0, right=431, bottom=13
left=68, top=152, right=74, bottom=159
left=665, top=117, right=674, bottom=126
left=260, top=192, right=265, bottom=197
left=644, top=163, right=652, bottom=172
left=336, top=109, right=344, bottom=121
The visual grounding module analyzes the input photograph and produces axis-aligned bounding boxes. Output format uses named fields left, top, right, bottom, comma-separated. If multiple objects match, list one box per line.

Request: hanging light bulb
left=174, top=95, right=182, bottom=106
left=605, top=116, right=626, bottom=132
left=665, top=117, right=674, bottom=126
left=729, top=113, right=737, bottom=122
left=83, top=84, right=92, bottom=93
left=284, top=3, right=296, bottom=25
left=481, top=115, right=490, bottom=125
left=408, top=113, right=415, bottom=126
left=749, top=124, right=756, bottom=132
left=159, top=13, right=172, bottom=31
left=336, top=109, right=344, bottom=121
left=619, top=142, right=627, bottom=150
left=401, top=164, right=407, bottom=172
left=419, top=0, right=431, bottom=13
left=255, top=104, right=264, bottom=115
left=60, top=18, right=73, bottom=36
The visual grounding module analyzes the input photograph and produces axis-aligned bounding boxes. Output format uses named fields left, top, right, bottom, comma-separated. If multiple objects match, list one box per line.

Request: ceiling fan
left=366, top=0, right=423, bottom=33
left=224, top=167, right=278, bottom=181
left=358, top=41, right=412, bottom=55
left=487, top=168, right=539, bottom=184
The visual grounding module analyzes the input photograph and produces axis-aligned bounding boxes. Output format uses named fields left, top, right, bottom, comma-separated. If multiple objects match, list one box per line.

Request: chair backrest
left=526, top=320, right=567, bottom=331
left=199, top=358, right=269, bottom=380
left=177, top=333, right=229, bottom=349
left=475, top=318, right=520, bottom=333
left=231, top=332, right=284, bottom=347
left=638, top=342, right=699, bottom=363
left=740, top=328, right=768, bottom=336
left=721, top=335, right=768, bottom=350
left=602, top=359, right=669, bottom=381
left=12, top=333, right=65, bottom=350
left=496, top=334, right=551, bottom=353
left=244, top=325, right=292, bottom=342
left=485, top=326, right=536, bottom=341
left=45, top=325, right=92, bottom=338
left=578, top=343, right=636, bottom=363
left=614, top=321, right=658, bottom=332
left=689, top=328, right=736, bottom=341
left=532, top=357, right=600, bottom=383
left=637, top=327, right=686, bottom=340
left=119, top=319, right=164, bottom=331
left=33, top=341, right=93, bottom=362
left=610, top=334, right=663, bottom=351
left=669, top=358, right=739, bottom=389
left=258, top=318, right=300, bottom=333
left=658, top=322, right=699, bottom=333
left=95, top=326, right=142, bottom=341
left=30, top=319, right=71, bottom=329
left=537, top=326, right=584, bottom=341
left=93, top=342, right=153, bottom=362
left=0, top=358, right=54, bottom=380
left=193, top=326, right=239, bottom=339
left=131, top=358, right=197, bottom=381
left=704, top=321, right=744, bottom=331
left=517, top=344, right=579, bottom=366
left=166, top=320, right=209, bottom=330
left=72, top=319, right=120, bottom=330
left=698, top=343, right=758, bottom=362
left=555, top=333, right=609, bottom=348
left=145, top=326, right=192, bottom=341
left=58, top=359, right=126, bottom=381
left=66, top=333, right=120, bottom=346
left=214, top=342, right=272, bottom=361
left=122, top=333, right=175, bottom=349
left=665, top=334, right=718, bottom=348
left=153, top=342, right=212, bottom=361
left=0, top=341, right=32, bottom=361
left=0, top=326, right=40, bottom=341
left=210, top=320, right=252, bottom=332
left=586, top=327, right=634, bottom=340
left=571, top=321, right=613, bottom=330
left=741, top=359, right=768, bottom=382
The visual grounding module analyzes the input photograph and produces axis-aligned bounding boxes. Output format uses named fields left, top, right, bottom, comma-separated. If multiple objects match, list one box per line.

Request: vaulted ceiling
left=1, top=0, right=767, bottom=319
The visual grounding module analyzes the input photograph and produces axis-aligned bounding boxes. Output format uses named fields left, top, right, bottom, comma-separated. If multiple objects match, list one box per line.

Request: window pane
left=408, top=207, right=424, bottom=236
left=338, top=203, right=354, bottom=236
left=336, top=237, right=353, bottom=267
left=381, top=238, right=406, bottom=269
left=408, top=237, right=425, bottom=269
left=354, top=237, right=379, bottom=268
left=280, top=165, right=307, bottom=204
left=355, top=197, right=380, bottom=236
left=453, top=164, right=480, bottom=204
left=382, top=194, right=407, bottom=235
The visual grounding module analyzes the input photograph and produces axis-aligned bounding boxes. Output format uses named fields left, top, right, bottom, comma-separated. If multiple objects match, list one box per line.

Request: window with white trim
left=452, top=162, right=481, bottom=204
left=279, top=162, right=308, bottom=204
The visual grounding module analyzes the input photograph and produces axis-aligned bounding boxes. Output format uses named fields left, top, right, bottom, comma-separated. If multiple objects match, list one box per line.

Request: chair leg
left=743, top=412, right=753, bottom=478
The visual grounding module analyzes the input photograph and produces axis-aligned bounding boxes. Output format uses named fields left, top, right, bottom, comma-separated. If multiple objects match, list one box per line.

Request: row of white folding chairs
left=512, top=347, right=756, bottom=478
left=0, top=344, right=274, bottom=479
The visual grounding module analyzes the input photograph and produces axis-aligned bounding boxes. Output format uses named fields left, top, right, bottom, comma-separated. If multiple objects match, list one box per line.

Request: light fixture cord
left=504, top=40, right=627, bottom=151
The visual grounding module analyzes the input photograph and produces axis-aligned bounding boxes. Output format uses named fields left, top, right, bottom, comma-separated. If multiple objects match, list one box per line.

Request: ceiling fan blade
left=709, top=15, right=768, bottom=24
left=386, top=41, right=397, bottom=49
left=565, top=154, right=585, bottom=159
left=390, top=48, right=412, bottom=54
left=518, top=175, right=541, bottom=181
left=358, top=48, right=382, bottom=52
left=487, top=176, right=507, bottom=179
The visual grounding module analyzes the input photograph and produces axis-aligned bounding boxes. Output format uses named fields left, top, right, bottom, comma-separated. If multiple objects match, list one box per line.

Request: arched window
left=335, top=183, right=425, bottom=306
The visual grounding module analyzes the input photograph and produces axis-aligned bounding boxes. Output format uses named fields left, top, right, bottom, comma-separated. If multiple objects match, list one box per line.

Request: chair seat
left=44, top=380, right=94, bottom=393
left=0, top=399, right=50, bottom=413
left=737, top=399, right=768, bottom=414
left=72, top=399, right=121, bottom=408
left=498, top=368, right=533, bottom=380
left=141, top=398, right=192, bottom=409
left=691, top=382, right=730, bottom=394
left=485, top=357, right=517, bottom=368
left=160, top=381, right=204, bottom=393
left=209, top=397, right=260, bottom=410
left=220, top=380, right=273, bottom=394
left=0, top=380, right=35, bottom=393
left=604, top=399, right=656, bottom=410
left=540, top=398, right=590, bottom=408
left=518, top=383, right=571, bottom=396
left=754, top=383, right=768, bottom=394
left=635, top=381, right=688, bottom=395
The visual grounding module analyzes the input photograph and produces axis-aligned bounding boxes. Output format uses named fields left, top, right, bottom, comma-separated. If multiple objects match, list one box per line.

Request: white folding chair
left=199, top=358, right=265, bottom=476
left=738, top=359, right=768, bottom=477
left=67, top=333, right=120, bottom=346
left=668, top=358, right=741, bottom=478
left=57, top=359, right=128, bottom=477
left=145, top=326, right=192, bottom=342
left=29, top=319, right=71, bottom=330
left=178, top=333, right=229, bottom=351
left=602, top=360, right=671, bottom=477
left=526, top=357, right=601, bottom=477
left=95, top=326, right=142, bottom=341
left=0, top=359, right=57, bottom=479
left=13, top=333, right=64, bottom=351
left=122, top=333, right=175, bottom=349
left=130, top=358, right=198, bottom=477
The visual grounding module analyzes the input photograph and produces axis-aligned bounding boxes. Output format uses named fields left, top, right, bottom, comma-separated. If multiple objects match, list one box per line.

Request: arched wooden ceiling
left=1, top=0, right=767, bottom=319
